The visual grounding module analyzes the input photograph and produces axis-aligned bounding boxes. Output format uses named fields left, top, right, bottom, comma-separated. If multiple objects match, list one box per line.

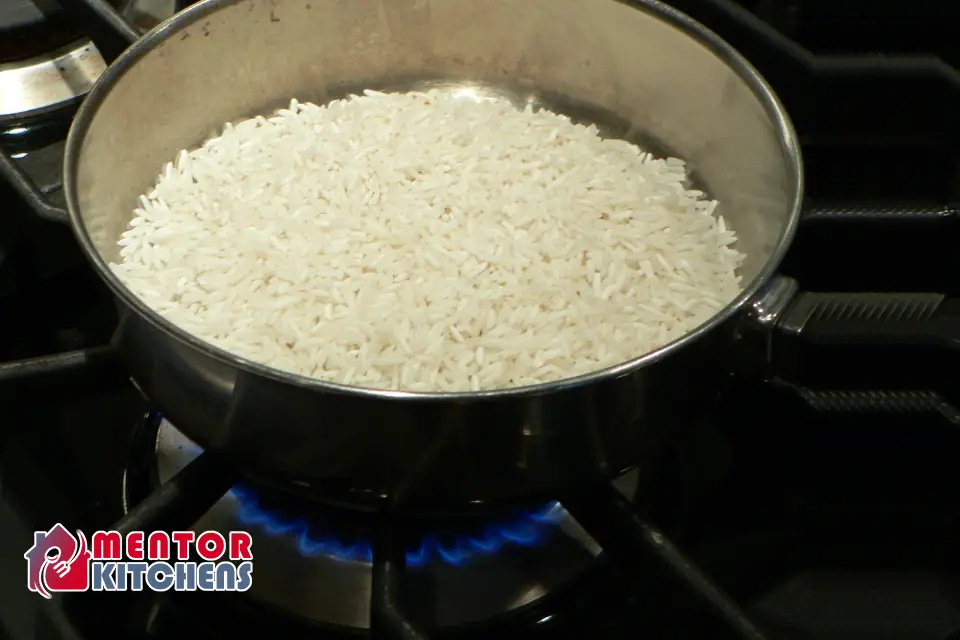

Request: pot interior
left=69, top=0, right=800, bottom=324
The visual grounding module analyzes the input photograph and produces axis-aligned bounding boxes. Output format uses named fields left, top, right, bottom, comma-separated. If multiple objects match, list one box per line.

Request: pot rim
left=63, top=0, right=803, bottom=401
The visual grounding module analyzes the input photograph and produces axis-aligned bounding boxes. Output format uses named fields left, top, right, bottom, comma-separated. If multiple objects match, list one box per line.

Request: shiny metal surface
left=153, top=419, right=601, bottom=629
left=64, top=0, right=802, bottom=504
left=742, top=275, right=799, bottom=366
left=0, top=0, right=174, bottom=123
left=0, top=43, right=104, bottom=121
left=748, top=276, right=799, bottom=331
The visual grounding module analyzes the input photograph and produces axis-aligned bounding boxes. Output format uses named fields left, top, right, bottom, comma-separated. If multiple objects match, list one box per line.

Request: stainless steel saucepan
left=1, top=0, right=804, bottom=507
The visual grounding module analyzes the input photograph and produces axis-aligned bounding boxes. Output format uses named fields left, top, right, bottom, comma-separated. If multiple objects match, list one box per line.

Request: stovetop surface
left=2, top=295, right=959, bottom=640
left=2, top=0, right=960, bottom=638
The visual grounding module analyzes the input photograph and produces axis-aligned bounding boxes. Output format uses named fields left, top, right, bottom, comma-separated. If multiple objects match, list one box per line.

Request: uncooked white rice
left=110, top=89, right=744, bottom=392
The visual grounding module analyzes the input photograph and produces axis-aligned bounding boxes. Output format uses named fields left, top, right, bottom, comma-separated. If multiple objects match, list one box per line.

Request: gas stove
left=1, top=1, right=959, bottom=639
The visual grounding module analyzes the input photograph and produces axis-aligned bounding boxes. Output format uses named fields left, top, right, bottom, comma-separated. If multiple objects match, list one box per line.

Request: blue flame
left=153, top=412, right=563, bottom=567
left=229, top=483, right=563, bottom=567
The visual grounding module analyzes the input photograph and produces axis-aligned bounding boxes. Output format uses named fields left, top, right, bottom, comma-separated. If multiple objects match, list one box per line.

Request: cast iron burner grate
left=0, top=344, right=770, bottom=639
left=3, top=314, right=956, bottom=639
left=109, top=411, right=763, bottom=637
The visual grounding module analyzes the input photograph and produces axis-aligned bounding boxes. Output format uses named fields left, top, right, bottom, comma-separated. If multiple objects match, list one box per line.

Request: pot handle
left=0, top=1, right=141, bottom=224
left=751, top=275, right=960, bottom=383
left=777, top=290, right=959, bottom=348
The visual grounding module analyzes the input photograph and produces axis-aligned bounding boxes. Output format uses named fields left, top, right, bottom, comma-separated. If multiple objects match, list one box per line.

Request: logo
left=25, top=525, right=253, bottom=598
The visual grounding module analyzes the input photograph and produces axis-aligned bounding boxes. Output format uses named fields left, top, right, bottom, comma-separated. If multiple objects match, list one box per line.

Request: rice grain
left=111, top=89, right=744, bottom=392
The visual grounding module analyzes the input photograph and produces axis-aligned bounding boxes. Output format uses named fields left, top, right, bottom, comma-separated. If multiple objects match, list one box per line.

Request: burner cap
left=0, top=1, right=174, bottom=125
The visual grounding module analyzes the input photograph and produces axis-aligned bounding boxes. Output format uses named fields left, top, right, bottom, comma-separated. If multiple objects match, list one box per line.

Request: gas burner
left=0, top=0, right=174, bottom=129
left=133, top=416, right=609, bottom=631
left=0, top=41, right=102, bottom=125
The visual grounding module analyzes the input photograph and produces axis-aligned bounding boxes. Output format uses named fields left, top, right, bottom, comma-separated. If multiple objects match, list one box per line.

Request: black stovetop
left=2, top=1, right=959, bottom=639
